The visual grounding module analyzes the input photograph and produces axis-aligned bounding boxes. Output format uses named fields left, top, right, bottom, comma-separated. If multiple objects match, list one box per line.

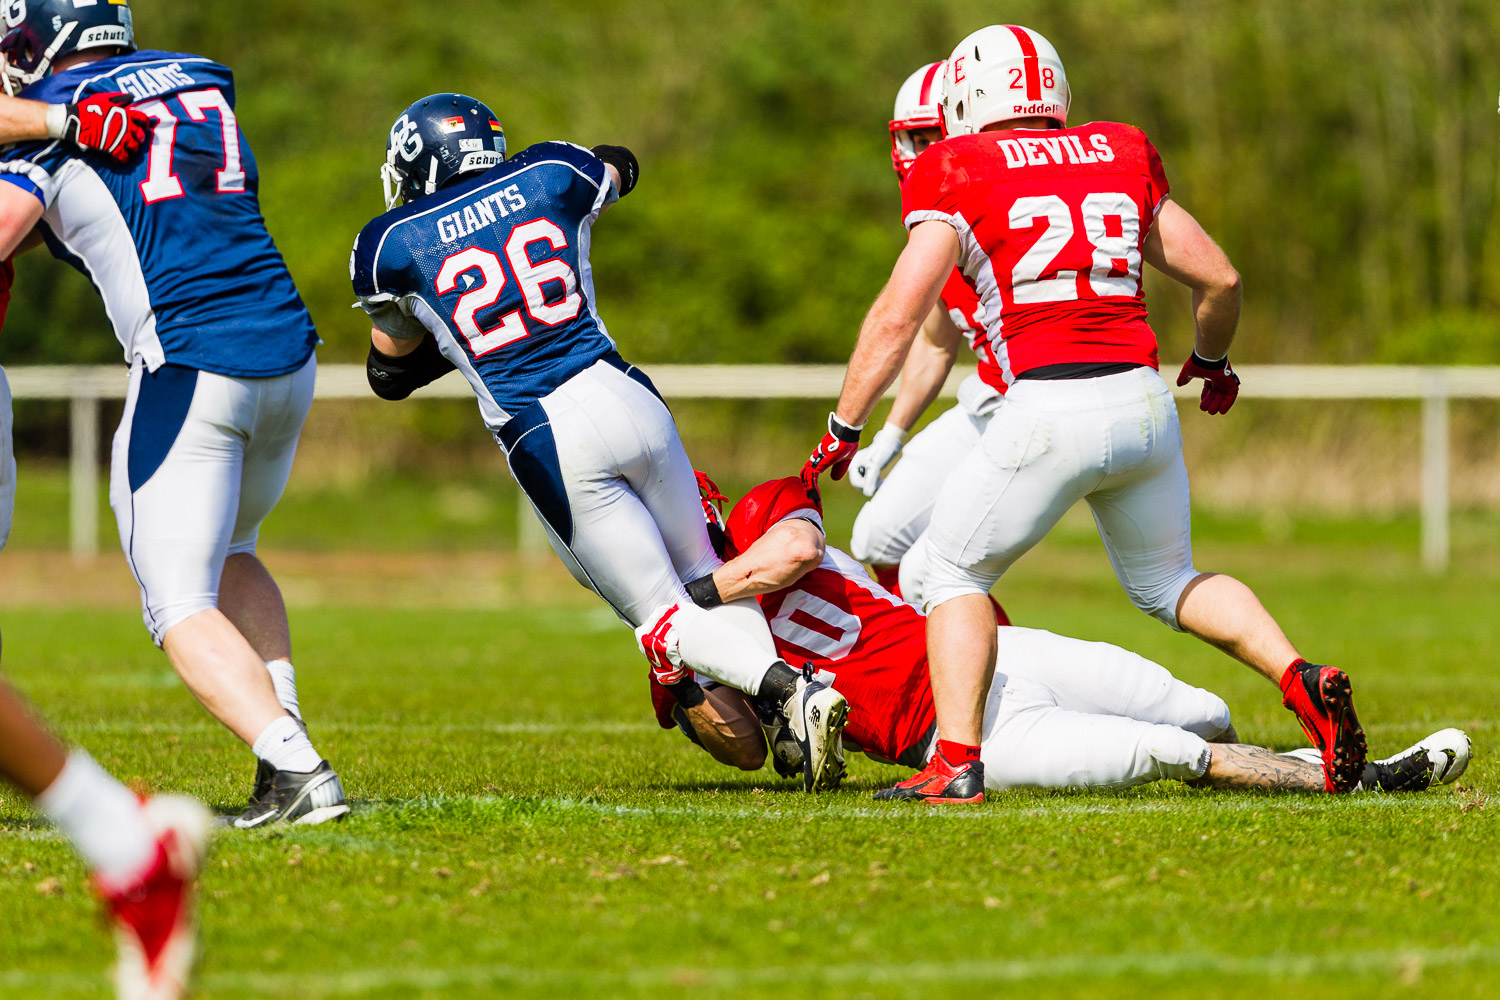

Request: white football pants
left=917, top=626, right=1231, bottom=790
left=850, top=398, right=993, bottom=568
left=923, top=367, right=1201, bottom=628
left=500, top=358, right=779, bottom=695
left=0, top=366, right=14, bottom=552
left=110, top=357, right=315, bottom=645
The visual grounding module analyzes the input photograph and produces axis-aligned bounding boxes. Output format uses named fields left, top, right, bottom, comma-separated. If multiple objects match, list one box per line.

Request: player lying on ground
left=641, top=475, right=1471, bottom=796
left=0, top=0, right=346, bottom=827
left=1, top=261, right=209, bottom=1000
left=847, top=60, right=1008, bottom=602
left=352, top=94, right=846, bottom=790
left=807, top=24, right=1369, bottom=801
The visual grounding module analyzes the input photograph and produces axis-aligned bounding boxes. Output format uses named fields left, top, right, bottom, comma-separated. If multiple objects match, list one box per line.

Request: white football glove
left=848, top=424, right=908, bottom=498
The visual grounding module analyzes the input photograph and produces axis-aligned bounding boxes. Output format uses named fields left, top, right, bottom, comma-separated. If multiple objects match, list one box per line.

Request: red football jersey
left=939, top=268, right=1005, bottom=391
left=759, top=547, right=936, bottom=764
left=722, top=479, right=935, bottom=763
left=902, top=122, right=1170, bottom=385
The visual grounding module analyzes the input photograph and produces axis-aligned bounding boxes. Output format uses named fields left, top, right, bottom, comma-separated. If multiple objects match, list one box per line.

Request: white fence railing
left=9, top=364, right=1500, bottom=572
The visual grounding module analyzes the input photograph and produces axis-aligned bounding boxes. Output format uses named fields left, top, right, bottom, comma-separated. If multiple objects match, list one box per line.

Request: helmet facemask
left=0, top=20, right=76, bottom=96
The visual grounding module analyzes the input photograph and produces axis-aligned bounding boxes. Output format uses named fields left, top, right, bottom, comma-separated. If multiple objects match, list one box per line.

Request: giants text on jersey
left=352, top=141, right=618, bottom=427
left=902, top=122, right=1170, bottom=386
left=0, top=51, right=319, bottom=378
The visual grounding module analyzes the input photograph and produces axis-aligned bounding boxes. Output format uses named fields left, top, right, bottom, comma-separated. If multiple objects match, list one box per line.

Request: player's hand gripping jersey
left=723, top=478, right=938, bottom=766
left=351, top=141, right=618, bottom=426
left=903, top=123, right=1170, bottom=386
left=0, top=52, right=318, bottom=377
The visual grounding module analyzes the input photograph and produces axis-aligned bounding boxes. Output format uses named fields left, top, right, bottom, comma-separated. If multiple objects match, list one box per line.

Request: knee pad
left=1144, top=726, right=1212, bottom=782
left=1128, top=565, right=1202, bottom=631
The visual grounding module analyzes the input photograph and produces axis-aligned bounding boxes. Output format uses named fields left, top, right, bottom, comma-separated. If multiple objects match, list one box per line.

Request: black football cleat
left=230, top=761, right=349, bottom=829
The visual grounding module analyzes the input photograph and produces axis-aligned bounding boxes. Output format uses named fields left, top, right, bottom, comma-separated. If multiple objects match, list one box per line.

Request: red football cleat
left=873, top=749, right=985, bottom=804
left=1280, top=661, right=1367, bottom=794
left=102, top=796, right=211, bottom=1000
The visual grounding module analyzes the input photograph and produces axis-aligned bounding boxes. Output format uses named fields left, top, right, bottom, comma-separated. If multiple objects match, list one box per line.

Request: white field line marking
left=62, top=720, right=658, bottom=735
left=4, top=944, right=1498, bottom=995
left=355, top=791, right=1470, bottom=822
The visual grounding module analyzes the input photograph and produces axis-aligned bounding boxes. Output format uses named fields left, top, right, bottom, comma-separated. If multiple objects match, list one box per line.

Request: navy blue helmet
left=381, top=93, right=507, bottom=210
left=0, top=0, right=136, bottom=95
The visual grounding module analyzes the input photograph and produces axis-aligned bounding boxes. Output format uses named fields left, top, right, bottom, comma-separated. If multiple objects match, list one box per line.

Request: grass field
left=1, top=498, right=1497, bottom=998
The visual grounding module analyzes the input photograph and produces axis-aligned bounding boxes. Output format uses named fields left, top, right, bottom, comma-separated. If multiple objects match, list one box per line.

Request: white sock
left=35, top=751, right=156, bottom=892
left=671, top=599, right=781, bottom=695
left=252, top=715, right=323, bottom=773
left=264, top=659, right=301, bottom=720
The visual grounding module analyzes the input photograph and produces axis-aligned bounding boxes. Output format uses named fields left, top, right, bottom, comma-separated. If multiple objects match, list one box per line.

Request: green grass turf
left=1, top=520, right=1497, bottom=998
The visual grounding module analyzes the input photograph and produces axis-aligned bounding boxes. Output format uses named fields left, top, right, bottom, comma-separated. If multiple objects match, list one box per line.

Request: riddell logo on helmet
left=1011, top=102, right=1059, bottom=115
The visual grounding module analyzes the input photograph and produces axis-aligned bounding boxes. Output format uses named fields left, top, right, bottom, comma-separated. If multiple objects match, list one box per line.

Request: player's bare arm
left=887, top=305, right=962, bottom=432
left=710, top=518, right=825, bottom=603
left=1194, top=744, right=1323, bottom=792
left=0, top=91, right=147, bottom=162
left=807, top=221, right=958, bottom=482
left=1144, top=197, right=1244, bottom=414
left=848, top=305, right=961, bottom=496
left=835, top=221, right=958, bottom=430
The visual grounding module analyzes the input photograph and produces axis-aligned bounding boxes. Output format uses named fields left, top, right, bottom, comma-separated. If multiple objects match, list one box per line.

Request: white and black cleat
left=1367, top=728, right=1472, bottom=790
left=781, top=673, right=847, bottom=793
left=231, top=761, right=350, bottom=829
left=1284, top=728, right=1471, bottom=793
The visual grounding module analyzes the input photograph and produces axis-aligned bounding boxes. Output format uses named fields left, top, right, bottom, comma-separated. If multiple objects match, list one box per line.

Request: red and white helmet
left=889, top=61, right=945, bottom=179
left=942, top=25, right=1070, bottom=137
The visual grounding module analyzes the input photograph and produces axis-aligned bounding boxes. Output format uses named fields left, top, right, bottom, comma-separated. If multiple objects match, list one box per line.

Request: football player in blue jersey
left=0, top=0, right=349, bottom=828
left=351, top=94, right=849, bottom=791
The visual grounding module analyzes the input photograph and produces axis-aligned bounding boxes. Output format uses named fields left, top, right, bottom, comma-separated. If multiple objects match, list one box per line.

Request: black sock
left=758, top=662, right=801, bottom=704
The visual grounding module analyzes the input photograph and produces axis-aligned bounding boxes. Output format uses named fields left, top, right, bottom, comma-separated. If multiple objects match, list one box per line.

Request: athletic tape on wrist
left=685, top=573, right=724, bottom=609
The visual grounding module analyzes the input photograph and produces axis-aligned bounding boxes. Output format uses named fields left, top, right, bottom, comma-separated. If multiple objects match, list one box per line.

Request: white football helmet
left=889, top=61, right=945, bottom=178
left=942, top=25, right=1070, bottom=137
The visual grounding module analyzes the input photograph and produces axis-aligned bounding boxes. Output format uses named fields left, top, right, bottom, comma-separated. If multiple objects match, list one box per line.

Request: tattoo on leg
left=1196, top=744, right=1324, bottom=793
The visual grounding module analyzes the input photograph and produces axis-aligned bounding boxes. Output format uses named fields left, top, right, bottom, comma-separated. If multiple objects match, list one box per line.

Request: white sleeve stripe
left=903, top=209, right=963, bottom=233
left=774, top=508, right=824, bottom=532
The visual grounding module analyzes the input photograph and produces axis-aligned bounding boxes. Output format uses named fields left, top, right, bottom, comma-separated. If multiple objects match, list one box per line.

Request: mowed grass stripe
left=5, top=944, right=1498, bottom=995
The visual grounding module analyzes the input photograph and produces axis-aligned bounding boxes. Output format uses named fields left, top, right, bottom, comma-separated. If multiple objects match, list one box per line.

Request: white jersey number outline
left=139, top=88, right=245, bottom=204
left=435, top=221, right=584, bottom=356
left=1007, top=192, right=1142, bottom=303
left=768, top=590, right=862, bottom=661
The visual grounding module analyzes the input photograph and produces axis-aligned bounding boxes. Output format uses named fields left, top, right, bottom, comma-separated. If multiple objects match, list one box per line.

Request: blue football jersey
left=0, top=51, right=318, bottom=378
left=352, top=141, right=619, bottom=425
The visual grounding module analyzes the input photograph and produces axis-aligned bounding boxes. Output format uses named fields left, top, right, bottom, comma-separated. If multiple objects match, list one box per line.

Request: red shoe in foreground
left=102, top=796, right=212, bottom=1000
left=873, top=749, right=985, bottom=804
left=1280, top=661, right=1367, bottom=794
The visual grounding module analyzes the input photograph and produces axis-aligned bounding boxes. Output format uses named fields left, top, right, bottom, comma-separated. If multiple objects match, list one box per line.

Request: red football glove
left=1177, top=352, right=1240, bottom=415
left=636, top=603, right=689, bottom=687
left=61, top=93, right=150, bottom=164
left=805, top=412, right=863, bottom=483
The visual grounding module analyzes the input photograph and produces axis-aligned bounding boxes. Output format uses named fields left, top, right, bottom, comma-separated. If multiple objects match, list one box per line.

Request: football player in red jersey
left=807, top=24, right=1367, bottom=800
left=642, top=476, right=1471, bottom=797
left=846, top=62, right=1009, bottom=605
left=1, top=257, right=210, bottom=1000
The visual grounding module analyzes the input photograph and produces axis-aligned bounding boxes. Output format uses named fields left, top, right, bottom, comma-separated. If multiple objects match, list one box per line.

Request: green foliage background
left=2, top=0, right=1497, bottom=369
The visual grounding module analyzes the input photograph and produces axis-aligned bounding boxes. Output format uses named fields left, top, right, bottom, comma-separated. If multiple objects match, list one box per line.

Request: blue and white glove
left=848, top=424, right=908, bottom=498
